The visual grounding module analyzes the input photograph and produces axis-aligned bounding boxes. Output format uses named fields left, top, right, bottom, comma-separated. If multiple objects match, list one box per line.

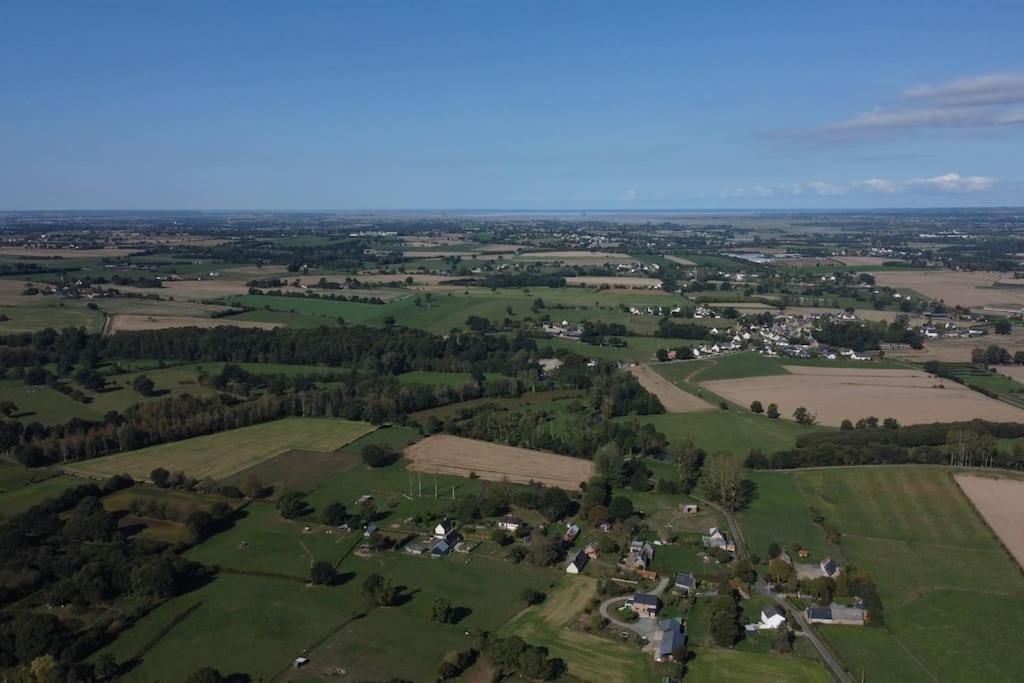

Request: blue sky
left=2, top=1, right=1023, bottom=210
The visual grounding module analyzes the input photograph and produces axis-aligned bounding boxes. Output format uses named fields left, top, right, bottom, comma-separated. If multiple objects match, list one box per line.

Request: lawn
left=338, top=424, right=421, bottom=454
left=685, top=647, right=831, bottom=682
left=65, top=418, right=375, bottom=480
left=790, top=466, right=1024, bottom=682
left=501, top=575, right=656, bottom=683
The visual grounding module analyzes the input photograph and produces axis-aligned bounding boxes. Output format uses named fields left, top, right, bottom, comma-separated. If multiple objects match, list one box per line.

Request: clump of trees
left=476, top=632, right=566, bottom=681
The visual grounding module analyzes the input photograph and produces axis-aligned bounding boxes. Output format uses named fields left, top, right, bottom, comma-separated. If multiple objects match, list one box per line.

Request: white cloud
left=907, top=172, right=995, bottom=192
left=805, top=72, right=1024, bottom=136
left=723, top=172, right=995, bottom=199
left=906, top=73, right=1024, bottom=107
left=618, top=188, right=637, bottom=201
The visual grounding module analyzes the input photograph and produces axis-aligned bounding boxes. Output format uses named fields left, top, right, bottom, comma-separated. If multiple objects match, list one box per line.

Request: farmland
left=955, top=473, right=1024, bottom=568
left=403, top=434, right=593, bottom=489
left=702, top=365, right=1024, bottom=426
left=787, top=467, right=1024, bottom=682
left=65, top=418, right=375, bottom=480
left=629, top=364, right=714, bottom=412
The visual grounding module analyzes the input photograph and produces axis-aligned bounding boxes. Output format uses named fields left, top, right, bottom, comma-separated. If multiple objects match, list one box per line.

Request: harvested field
left=702, top=365, right=1024, bottom=426
left=403, top=434, right=592, bottom=490
left=107, top=315, right=282, bottom=333
left=0, top=279, right=31, bottom=305
left=874, top=269, right=1024, bottom=308
left=888, top=329, right=1024, bottom=362
left=564, top=276, right=662, bottom=288
left=401, top=250, right=477, bottom=258
left=955, top=474, right=1024, bottom=569
left=116, top=279, right=251, bottom=300
left=630, top=365, right=714, bottom=412
left=996, top=365, right=1024, bottom=382
left=834, top=256, right=905, bottom=266
left=665, top=255, right=696, bottom=266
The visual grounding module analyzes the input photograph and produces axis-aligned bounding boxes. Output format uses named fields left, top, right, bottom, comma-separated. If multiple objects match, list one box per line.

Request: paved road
left=597, top=576, right=670, bottom=635
left=704, top=496, right=852, bottom=683
left=755, top=583, right=854, bottom=683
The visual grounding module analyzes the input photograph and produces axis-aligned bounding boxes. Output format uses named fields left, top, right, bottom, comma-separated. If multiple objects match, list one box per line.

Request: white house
left=759, top=606, right=787, bottom=630
left=434, top=519, right=455, bottom=538
left=498, top=515, right=521, bottom=532
left=566, top=549, right=589, bottom=574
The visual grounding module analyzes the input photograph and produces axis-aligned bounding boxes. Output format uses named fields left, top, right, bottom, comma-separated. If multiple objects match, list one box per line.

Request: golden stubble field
left=955, top=474, right=1024, bottom=569
left=702, top=365, right=1024, bottom=426
left=629, top=364, right=714, bottom=412
left=874, top=269, right=1024, bottom=307
left=403, top=434, right=593, bottom=490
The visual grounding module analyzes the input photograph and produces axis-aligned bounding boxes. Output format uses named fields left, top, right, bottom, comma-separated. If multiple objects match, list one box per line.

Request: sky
left=1, top=1, right=1023, bottom=210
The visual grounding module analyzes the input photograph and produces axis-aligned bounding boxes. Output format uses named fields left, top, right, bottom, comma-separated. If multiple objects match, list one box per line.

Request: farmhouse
left=435, top=519, right=456, bottom=538
left=626, top=592, right=661, bottom=619
left=563, top=522, right=580, bottom=544
left=584, top=543, right=600, bottom=560
left=654, top=618, right=687, bottom=663
left=498, top=515, right=521, bottom=532
left=703, top=527, right=736, bottom=552
left=674, top=572, right=696, bottom=593
left=680, top=504, right=699, bottom=514
left=566, top=548, right=589, bottom=574
left=759, top=606, right=786, bottom=630
left=806, top=605, right=866, bottom=625
left=820, top=557, right=842, bottom=578
left=621, top=539, right=655, bottom=572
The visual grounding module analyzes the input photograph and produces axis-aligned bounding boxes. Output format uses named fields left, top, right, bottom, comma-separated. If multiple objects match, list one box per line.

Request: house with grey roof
left=626, top=592, right=661, bottom=619
left=654, top=618, right=686, bottom=662
left=674, top=572, right=696, bottom=593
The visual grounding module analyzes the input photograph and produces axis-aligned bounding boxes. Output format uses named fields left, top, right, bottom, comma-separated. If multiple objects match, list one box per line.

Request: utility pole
left=451, top=483, right=455, bottom=501
left=418, top=472, right=422, bottom=497
left=434, top=473, right=438, bottom=498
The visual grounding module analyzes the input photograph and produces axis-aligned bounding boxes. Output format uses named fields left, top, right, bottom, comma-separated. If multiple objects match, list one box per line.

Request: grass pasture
left=789, top=466, right=1024, bottom=682
left=628, top=411, right=813, bottom=458
left=0, top=463, right=82, bottom=519
left=64, top=418, right=375, bottom=481
left=685, top=647, right=831, bottom=682
left=224, top=449, right=362, bottom=497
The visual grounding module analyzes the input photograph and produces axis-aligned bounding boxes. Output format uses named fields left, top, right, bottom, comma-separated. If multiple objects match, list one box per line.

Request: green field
left=685, top=647, right=831, bottom=682
left=0, top=300, right=105, bottom=333
left=0, top=463, right=83, bottom=520
left=226, top=286, right=688, bottom=335
left=738, top=471, right=837, bottom=564
left=539, top=335, right=705, bottom=363
left=788, top=466, right=1024, bottom=682
left=657, top=352, right=901, bottom=384
left=629, top=411, right=813, bottom=457
left=65, top=418, right=375, bottom=480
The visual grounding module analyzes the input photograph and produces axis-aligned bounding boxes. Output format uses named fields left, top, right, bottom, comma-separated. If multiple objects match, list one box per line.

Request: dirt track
left=630, top=365, right=714, bottom=412
left=403, top=434, right=592, bottom=490
left=955, top=474, right=1024, bottom=569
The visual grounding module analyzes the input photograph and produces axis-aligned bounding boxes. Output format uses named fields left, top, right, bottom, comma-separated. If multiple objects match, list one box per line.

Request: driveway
left=597, top=576, right=670, bottom=636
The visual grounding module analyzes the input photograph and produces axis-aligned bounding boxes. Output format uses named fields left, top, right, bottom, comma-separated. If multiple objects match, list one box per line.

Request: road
left=597, top=576, right=670, bottom=635
left=704, top=496, right=852, bottom=683
left=755, top=583, right=854, bottom=683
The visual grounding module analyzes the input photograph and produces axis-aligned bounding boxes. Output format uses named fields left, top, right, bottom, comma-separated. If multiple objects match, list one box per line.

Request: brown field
left=0, top=246, right=141, bottom=258
left=888, top=328, right=1024, bottom=362
left=630, top=365, right=714, bottom=412
left=0, top=279, right=31, bottom=305
left=565, top=276, right=663, bottom=288
left=702, top=365, right=1024, bottom=426
left=834, top=255, right=904, bottom=266
left=955, top=474, right=1024, bottom=568
left=874, top=269, right=1024, bottom=307
left=995, top=365, right=1024, bottom=382
left=115, top=279, right=251, bottom=301
left=665, top=255, right=696, bottom=266
left=403, top=434, right=592, bottom=490
left=107, top=315, right=282, bottom=334
left=402, top=250, right=478, bottom=258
